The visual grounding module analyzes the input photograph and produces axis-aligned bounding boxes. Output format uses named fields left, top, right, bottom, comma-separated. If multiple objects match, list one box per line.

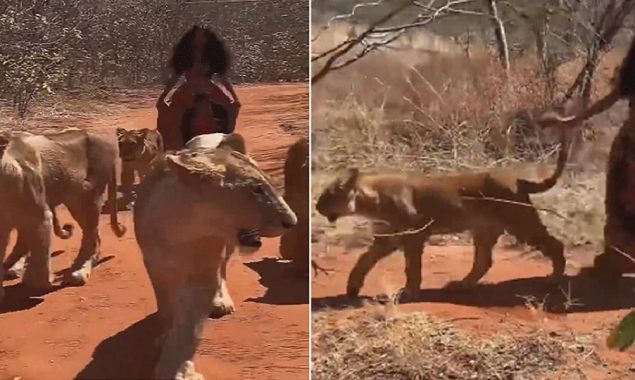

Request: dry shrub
left=312, top=311, right=597, bottom=380
left=312, top=49, right=559, bottom=173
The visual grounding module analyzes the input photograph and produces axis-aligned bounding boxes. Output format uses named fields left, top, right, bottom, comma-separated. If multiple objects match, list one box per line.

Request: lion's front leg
left=209, top=244, right=235, bottom=319
left=347, top=236, right=398, bottom=298
left=154, top=282, right=215, bottom=380
left=21, top=210, right=54, bottom=290
left=3, top=229, right=28, bottom=280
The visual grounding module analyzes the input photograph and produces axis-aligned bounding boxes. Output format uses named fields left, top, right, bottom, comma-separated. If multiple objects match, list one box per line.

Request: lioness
left=134, top=147, right=296, bottom=379
left=116, top=127, right=164, bottom=207
left=280, top=136, right=309, bottom=276
left=184, top=132, right=248, bottom=319
left=0, top=132, right=54, bottom=302
left=3, top=128, right=126, bottom=286
left=316, top=130, right=569, bottom=298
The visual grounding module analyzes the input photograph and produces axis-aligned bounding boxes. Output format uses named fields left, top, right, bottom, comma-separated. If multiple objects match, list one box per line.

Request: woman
left=157, top=25, right=240, bottom=150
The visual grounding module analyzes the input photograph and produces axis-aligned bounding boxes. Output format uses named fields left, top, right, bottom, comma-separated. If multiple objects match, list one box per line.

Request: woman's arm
left=157, top=75, right=183, bottom=109
left=218, top=75, right=240, bottom=105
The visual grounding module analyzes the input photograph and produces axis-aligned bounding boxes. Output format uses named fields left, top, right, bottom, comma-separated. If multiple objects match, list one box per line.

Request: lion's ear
left=116, top=128, right=125, bottom=138
left=165, top=152, right=226, bottom=186
left=218, top=133, right=247, bottom=154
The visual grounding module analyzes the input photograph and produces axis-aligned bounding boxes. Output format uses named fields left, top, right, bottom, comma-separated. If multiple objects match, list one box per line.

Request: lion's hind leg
left=402, top=234, right=427, bottom=300
left=64, top=196, right=102, bottom=286
left=505, top=205, right=565, bottom=283
left=445, top=224, right=503, bottom=291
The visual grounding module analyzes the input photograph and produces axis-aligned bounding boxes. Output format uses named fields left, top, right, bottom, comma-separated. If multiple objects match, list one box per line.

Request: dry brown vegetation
left=312, top=306, right=601, bottom=380
left=0, top=0, right=308, bottom=118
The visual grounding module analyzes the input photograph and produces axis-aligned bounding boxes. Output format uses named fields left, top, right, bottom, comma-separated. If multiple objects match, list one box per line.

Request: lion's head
left=165, top=147, right=297, bottom=249
left=117, top=128, right=153, bottom=162
left=316, top=167, right=361, bottom=223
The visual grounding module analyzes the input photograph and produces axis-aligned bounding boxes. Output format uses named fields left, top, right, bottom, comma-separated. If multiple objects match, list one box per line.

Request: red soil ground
left=312, top=243, right=635, bottom=377
left=0, top=83, right=309, bottom=380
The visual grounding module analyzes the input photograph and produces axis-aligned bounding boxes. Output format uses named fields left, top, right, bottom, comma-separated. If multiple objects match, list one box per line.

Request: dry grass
left=312, top=309, right=599, bottom=380
left=0, top=87, right=156, bottom=132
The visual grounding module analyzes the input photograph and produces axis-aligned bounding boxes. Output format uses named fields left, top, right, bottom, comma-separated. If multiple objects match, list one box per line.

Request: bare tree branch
left=484, top=0, right=510, bottom=74
left=312, top=0, right=487, bottom=84
left=312, top=0, right=414, bottom=85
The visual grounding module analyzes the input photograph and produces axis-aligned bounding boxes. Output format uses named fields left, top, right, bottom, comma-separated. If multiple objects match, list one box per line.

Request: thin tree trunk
left=485, top=0, right=509, bottom=74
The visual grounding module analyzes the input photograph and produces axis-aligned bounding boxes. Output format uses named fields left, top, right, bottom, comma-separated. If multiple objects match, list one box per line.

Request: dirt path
left=312, top=243, right=635, bottom=377
left=0, top=83, right=309, bottom=380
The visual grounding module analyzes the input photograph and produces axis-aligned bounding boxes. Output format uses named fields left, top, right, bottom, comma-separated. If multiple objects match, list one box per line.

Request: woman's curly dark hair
left=168, top=25, right=231, bottom=78
left=618, top=35, right=635, bottom=98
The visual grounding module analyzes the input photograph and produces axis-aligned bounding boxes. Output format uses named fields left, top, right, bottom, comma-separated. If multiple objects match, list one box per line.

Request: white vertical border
left=307, top=0, right=313, bottom=378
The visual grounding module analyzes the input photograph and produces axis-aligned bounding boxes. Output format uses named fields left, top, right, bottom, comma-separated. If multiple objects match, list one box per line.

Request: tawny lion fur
left=133, top=145, right=295, bottom=380
left=280, top=136, right=309, bottom=275
left=0, top=132, right=53, bottom=302
left=183, top=132, right=248, bottom=320
left=316, top=128, right=569, bottom=298
left=3, top=128, right=126, bottom=287
left=116, top=127, right=165, bottom=207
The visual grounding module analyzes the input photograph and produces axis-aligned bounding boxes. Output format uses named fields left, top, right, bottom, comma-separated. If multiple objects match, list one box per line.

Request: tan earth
left=312, top=242, right=635, bottom=377
left=0, top=83, right=309, bottom=380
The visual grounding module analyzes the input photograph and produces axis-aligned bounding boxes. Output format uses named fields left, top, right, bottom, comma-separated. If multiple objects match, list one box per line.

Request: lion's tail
left=518, top=126, right=568, bottom=194
left=52, top=207, right=74, bottom=239
left=108, top=165, right=127, bottom=238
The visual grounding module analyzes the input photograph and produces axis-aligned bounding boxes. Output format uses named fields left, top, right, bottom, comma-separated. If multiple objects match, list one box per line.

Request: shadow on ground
left=243, top=257, right=309, bottom=305
left=0, top=250, right=70, bottom=314
left=75, top=313, right=160, bottom=379
left=312, top=274, right=635, bottom=314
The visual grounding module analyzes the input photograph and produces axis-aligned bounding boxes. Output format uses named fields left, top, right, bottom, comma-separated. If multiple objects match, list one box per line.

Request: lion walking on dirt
left=134, top=139, right=296, bottom=379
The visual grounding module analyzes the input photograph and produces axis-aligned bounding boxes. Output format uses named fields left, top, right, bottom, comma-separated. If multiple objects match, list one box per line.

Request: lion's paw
left=5, top=257, right=26, bottom=280
left=394, top=287, right=419, bottom=303
left=209, top=295, right=235, bottom=319
left=67, top=268, right=91, bottom=286
left=176, top=361, right=204, bottom=380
